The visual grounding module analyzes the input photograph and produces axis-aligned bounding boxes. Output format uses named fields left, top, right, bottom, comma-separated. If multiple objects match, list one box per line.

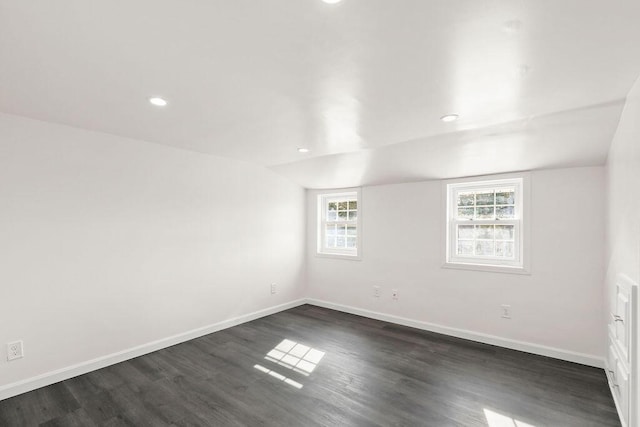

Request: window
left=445, top=175, right=530, bottom=272
left=317, top=190, right=360, bottom=258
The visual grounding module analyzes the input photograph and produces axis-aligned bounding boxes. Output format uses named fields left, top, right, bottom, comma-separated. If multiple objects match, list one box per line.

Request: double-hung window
left=317, top=190, right=360, bottom=258
left=445, top=175, right=530, bottom=272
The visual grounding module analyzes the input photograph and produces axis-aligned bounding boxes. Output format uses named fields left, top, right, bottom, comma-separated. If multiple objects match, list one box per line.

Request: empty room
left=1, top=1, right=639, bottom=426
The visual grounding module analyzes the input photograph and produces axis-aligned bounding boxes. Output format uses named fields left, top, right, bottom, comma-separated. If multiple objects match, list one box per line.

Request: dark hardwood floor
left=0, top=305, right=620, bottom=426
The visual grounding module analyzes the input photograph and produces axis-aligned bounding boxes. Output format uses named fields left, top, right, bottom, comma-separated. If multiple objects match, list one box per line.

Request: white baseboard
left=0, top=299, right=306, bottom=401
left=306, top=298, right=605, bottom=369
left=0, top=297, right=605, bottom=402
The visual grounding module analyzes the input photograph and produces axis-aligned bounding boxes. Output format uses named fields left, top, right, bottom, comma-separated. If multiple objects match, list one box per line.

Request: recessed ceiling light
left=322, top=0, right=342, bottom=4
left=149, top=97, right=168, bottom=107
left=297, top=148, right=310, bottom=153
left=440, top=114, right=459, bottom=123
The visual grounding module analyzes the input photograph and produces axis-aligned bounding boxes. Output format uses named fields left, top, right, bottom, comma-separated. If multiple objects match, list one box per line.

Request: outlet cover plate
left=7, top=340, right=24, bottom=361
left=501, top=304, right=511, bottom=319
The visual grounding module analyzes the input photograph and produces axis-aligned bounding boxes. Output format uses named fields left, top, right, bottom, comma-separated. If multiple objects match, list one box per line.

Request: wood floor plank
left=0, top=305, right=621, bottom=426
left=39, top=408, right=96, bottom=427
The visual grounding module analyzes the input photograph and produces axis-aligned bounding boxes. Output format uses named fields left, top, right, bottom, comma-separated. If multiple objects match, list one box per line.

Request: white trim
left=441, top=262, right=531, bottom=275
left=315, top=252, right=362, bottom=261
left=605, top=274, right=638, bottom=427
left=0, top=296, right=605, bottom=404
left=0, top=299, right=307, bottom=402
left=306, top=298, right=604, bottom=368
left=441, top=172, right=531, bottom=274
left=316, top=187, right=362, bottom=260
left=606, top=370, right=629, bottom=427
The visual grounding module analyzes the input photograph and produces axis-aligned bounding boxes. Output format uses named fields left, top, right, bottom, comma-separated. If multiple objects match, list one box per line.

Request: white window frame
left=317, top=189, right=361, bottom=260
left=443, top=173, right=531, bottom=274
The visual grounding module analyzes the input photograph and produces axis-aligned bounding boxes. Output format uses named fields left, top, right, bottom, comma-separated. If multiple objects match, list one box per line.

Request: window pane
left=505, top=242, right=514, bottom=257
left=457, top=192, right=475, bottom=207
left=495, top=225, right=514, bottom=240
left=475, top=241, right=494, bottom=256
left=457, top=240, right=474, bottom=255
left=446, top=179, right=523, bottom=266
left=496, top=206, right=514, bottom=219
left=457, top=207, right=474, bottom=219
left=496, top=241, right=514, bottom=258
left=319, top=191, right=358, bottom=256
left=458, top=225, right=474, bottom=239
left=496, top=190, right=515, bottom=205
left=476, top=207, right=494, bottom=219
left=476, top=191, right=495, bottom=205
left=476, top=225, right=494, bottom=239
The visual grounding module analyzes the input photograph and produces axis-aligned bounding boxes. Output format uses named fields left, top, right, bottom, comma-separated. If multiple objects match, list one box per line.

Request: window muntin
left=446, top=178, right=524, bottom=269
left=318, top=191, right=359, bottom=257
left=456, top=224, right=516, bottom=259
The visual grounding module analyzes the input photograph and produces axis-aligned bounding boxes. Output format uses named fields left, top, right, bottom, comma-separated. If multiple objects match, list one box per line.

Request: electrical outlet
left=270, top=283, right=277, bottom=295
left=7, top=341, right=24, bottom=361
left=501, top=304, right=511, bottom=319
left=373, top=286, right=381, bottom=298
left=392, top=289, right=399, bottom=300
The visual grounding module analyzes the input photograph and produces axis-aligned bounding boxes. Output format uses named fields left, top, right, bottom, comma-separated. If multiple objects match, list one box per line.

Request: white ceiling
left=1, top=1, right=639, bottom=188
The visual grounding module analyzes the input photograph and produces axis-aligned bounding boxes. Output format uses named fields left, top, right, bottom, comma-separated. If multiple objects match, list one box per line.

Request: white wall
left=606, top=76, right=640, bottom=415
left=0, top=105, right=618, bottom=399
left=0, top=113, right=306, bottom=391
left=307, top=167, right=606, bottom=362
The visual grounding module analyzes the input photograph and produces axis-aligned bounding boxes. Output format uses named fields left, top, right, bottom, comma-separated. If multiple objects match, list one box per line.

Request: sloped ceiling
left=1, top=1, right=639, bottom=188
left=272, top=100, right=625, bottom=188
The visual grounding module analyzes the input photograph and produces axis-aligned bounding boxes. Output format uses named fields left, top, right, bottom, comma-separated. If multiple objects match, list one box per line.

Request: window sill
left=442, top=261, right=530, bottom=275
left=316, top=252, right=361, bottom=261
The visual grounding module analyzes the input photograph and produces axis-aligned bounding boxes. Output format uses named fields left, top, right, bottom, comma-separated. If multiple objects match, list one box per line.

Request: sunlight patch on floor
left=484, top=408, right=536, bottom=427
left=254, top=364, right=304, bottom=389
left=264, top=339, right=326, bottom=377
left=253, top=339, right=326, bottom=390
